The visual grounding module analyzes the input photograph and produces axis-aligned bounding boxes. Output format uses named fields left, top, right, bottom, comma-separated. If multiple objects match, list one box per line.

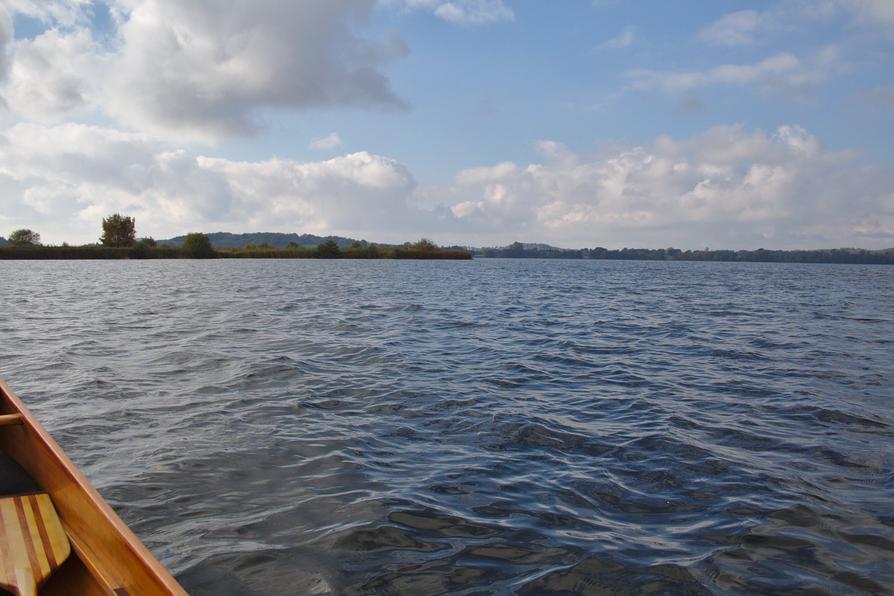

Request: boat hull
left=0, top=378, right=185, bottom=595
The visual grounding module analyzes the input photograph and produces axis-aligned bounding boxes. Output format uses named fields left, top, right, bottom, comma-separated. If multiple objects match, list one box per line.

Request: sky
left=0, top=0, right=892, bottom=249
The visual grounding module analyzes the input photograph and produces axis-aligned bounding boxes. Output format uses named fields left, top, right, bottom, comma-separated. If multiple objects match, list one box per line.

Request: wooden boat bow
left=0, top=378, right=186, bottom=595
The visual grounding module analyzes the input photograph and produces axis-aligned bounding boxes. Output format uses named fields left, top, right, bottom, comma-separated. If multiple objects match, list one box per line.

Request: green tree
left=317, top=239, right=341, bottom=258
left=8, top=229, right=41, bottom=246
left=101, top=214, right=136, bottom=247
left=136, top=237, right=157, bottom=247
left=182, top=233, right=215, bottom=258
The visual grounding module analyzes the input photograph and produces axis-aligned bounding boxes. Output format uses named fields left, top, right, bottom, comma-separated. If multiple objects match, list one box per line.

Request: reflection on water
left=1, top=259, right=892, bottom=594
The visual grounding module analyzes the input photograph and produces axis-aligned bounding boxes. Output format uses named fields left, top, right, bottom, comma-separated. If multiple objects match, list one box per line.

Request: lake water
left=1, top=259, right=892, bottom=594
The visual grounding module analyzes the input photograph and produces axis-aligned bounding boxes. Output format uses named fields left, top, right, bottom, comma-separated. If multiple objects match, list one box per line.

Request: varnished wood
left=40, top=554, right=108, bottom=596
left=0, top=414, right=23, bottom=426
left=0, top=494, right=71, bottom=595
left=0, top=378, right=185, bottom=595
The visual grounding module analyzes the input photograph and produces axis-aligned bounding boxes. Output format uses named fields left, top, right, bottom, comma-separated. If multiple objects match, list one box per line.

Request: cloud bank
left=0, top=122, right=423, bottom=243
left=1, top=122, right=891, bottom=249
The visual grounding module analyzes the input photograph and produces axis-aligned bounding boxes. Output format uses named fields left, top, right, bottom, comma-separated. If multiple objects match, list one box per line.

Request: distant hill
left=158, top=232, right=372, bottom=249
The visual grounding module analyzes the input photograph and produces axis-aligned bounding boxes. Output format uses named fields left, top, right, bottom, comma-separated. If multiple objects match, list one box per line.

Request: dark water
left=1, top=259, right=892, bottom=594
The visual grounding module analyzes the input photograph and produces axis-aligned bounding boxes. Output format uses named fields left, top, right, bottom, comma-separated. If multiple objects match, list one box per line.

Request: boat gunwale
left=0, top=377, right=186, bottom=595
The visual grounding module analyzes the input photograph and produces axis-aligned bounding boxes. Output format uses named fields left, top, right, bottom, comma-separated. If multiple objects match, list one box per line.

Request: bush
left=316, top=239, right=342, bottom=258
left=129, top=242, right=150, bottom=259
left=182, top=233, right=215, bottom=258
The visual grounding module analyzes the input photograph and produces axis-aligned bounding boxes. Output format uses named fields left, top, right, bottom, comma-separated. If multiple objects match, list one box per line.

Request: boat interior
left=0, top=411, right=106, bottom=595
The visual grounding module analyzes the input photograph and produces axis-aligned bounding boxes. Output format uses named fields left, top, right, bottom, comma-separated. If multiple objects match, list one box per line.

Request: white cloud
left=0, top=0, right=409, bottom=143
left=0, top=6, right=11, bottom=83
left=600, top=25, right=636, bottom=50
left=2, top=27, right=101, bottom=120
left=629, top=47, right=845, bottom=98
left=310, top=132, right=344, bottom=151
left=845, top=0, right=894, bottom=30
left=0, top=0, right=93, bottom=28
left=391, top=0, right=513, bottom=25
left=105, top=0, right=408, bottom=142
left=699, top=0, right=894, bottom=46
left=698, top=10, right=769, bottom=46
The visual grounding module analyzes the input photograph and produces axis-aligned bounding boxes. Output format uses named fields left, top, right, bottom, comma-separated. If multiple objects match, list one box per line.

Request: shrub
left=316, top=239, right=342, bottom=258
left=129, top=242, right=150, bottom=259
left=182, top=233, right=215, bottom=258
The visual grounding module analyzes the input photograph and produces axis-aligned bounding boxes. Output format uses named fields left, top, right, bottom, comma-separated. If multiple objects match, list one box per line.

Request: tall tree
left=101, top=214, right=136, bottom=247
left=8, top=229, right=41, bottom=246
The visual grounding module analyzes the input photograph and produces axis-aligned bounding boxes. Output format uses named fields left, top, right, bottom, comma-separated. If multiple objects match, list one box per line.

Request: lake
left=1, top=259, right=892, bottom=594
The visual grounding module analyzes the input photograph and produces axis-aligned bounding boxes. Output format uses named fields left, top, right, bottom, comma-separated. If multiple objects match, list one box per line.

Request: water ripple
left=1, top=259, right=892, bottom=594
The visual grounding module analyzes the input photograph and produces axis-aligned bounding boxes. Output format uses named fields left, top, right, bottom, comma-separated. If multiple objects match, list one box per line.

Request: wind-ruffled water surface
left=1, top=259, right=892, bottom=594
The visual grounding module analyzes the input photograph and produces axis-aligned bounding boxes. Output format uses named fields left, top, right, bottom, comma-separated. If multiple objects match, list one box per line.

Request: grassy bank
left=0, top=245, right=472, bottom=260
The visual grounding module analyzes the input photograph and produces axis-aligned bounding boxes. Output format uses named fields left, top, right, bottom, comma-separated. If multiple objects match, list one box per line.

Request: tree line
left=1, top=216, right=471, bottom=260
left=474, top=242, right=894, bottom=265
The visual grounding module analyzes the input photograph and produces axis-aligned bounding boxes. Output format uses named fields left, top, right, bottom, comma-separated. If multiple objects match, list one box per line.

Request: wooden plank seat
left=0, top=493, right=71, bottom=596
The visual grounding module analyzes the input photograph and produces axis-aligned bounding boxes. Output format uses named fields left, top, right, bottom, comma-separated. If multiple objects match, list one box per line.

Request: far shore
left=2, top=244, right=893, bottom=265
left=0, top=245, right=473, bottom=260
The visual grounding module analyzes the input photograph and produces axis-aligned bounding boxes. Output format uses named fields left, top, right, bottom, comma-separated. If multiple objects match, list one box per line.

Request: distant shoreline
left=472, top=245, right=894, bottom=265
left=5, top=230, right=888, bottom=265
left=2, top=246, right=892, bottom=265
left=0, top=245, right=472, bottom=260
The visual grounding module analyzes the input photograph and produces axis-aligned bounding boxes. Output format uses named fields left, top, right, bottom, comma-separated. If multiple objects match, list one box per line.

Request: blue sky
left=1, top=0, right=892, bottom=248
left=312, top=0, right=893, bottom=177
